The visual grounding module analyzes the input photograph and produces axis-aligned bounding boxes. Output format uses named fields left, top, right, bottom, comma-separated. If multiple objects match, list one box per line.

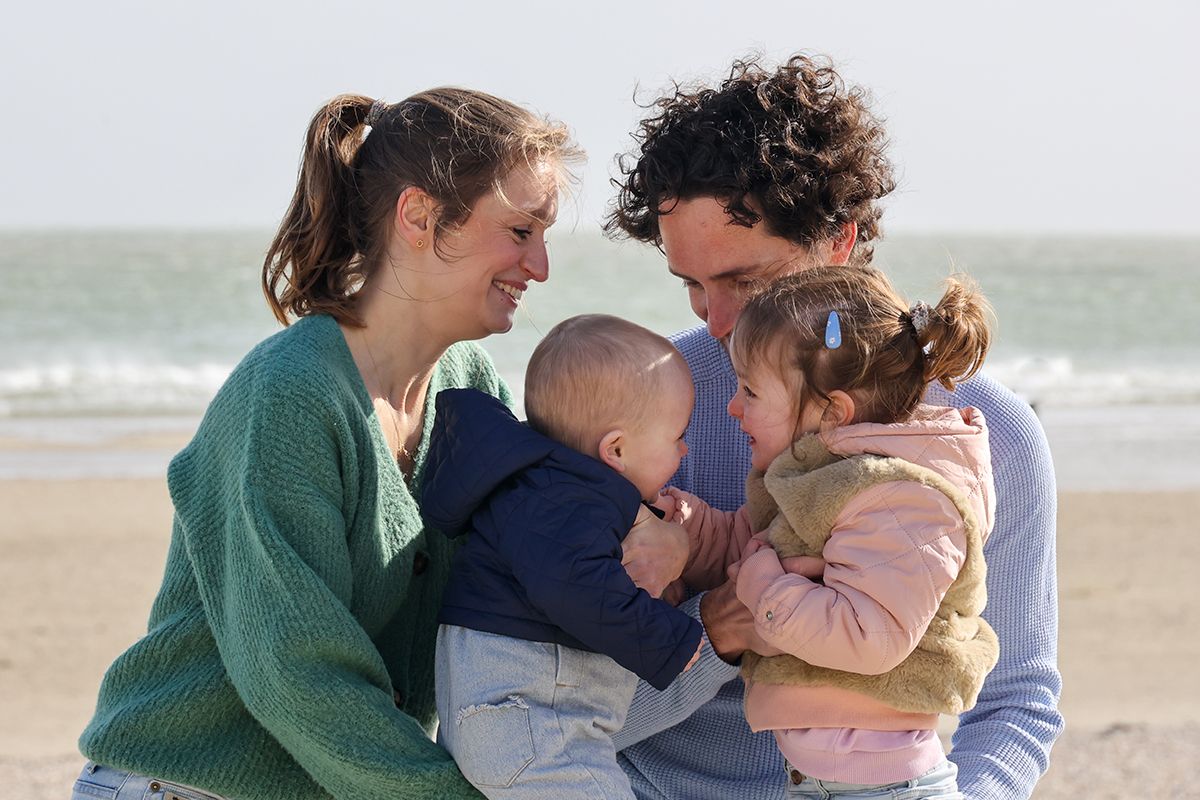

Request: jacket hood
left=421, top=389, right=633, bottom=537
left=819, top=404, right=996, bottom=538
left=421, top=389, right=555, bottom=536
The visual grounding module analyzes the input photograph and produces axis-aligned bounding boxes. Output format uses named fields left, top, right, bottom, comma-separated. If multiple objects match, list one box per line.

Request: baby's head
left=525, top=314, right=694, bottom=501
left=729, top=266, right=993, bottom=471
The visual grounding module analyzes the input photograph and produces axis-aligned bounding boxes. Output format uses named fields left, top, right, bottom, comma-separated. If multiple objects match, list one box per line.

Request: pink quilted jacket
left=677, top=404, right=995, bottom=734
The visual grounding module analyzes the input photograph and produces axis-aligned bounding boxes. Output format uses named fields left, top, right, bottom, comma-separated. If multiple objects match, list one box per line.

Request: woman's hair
left=524, top=314, right=688, bottom=454
left=730, top=267, right=993, bottom=426
left=606, top=53, right=896, bottom=266
left=263, top=88, right=581, bottom=325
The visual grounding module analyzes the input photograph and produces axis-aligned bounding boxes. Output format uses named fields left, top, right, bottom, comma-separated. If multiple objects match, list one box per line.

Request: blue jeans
left=70, top=762, right=229, bottom=800
left=784, top=759, right=963, bottom=799
left=436, top=624, right=638, bottom=799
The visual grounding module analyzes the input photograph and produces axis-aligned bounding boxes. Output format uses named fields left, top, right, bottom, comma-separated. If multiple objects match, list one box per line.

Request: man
left=608, top=54, right=1063, bottom=800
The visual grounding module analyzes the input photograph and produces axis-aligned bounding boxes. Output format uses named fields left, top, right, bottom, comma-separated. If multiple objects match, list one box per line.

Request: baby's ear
left=598, top=429, right=625, bottom=472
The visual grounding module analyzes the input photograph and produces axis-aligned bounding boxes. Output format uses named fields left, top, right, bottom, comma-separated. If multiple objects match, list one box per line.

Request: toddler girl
left=671, top=266, right=998, bottom=799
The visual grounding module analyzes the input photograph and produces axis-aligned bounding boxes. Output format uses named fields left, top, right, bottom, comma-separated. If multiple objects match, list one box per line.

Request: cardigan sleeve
left=172, top=375, right=480, bottom=800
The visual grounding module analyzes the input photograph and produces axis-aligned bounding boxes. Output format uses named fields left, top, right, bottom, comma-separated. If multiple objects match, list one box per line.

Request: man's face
left=658, top=197, right=840, bottom=342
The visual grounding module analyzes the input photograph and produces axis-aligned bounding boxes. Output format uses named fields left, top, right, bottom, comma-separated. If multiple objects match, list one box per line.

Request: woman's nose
left=522, top=240, right=550, bottom=283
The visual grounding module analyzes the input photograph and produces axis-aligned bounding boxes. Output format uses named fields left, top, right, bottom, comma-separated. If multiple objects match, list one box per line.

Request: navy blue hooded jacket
left=421, top=388, right=703, bottom=691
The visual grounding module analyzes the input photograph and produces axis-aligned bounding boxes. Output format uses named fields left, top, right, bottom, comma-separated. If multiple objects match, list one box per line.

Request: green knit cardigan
left=80, top=315, right=509, bottom=800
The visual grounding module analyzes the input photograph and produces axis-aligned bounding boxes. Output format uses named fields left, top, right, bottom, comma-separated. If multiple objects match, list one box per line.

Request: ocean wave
left=0, top=360, right=232, bottom=417
left=987, top=357, right=1200, bottom=407
left=1, top=355, right=1199, bottom=418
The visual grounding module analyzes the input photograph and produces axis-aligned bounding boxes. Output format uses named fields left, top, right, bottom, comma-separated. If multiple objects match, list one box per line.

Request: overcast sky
left=2, top=0, right=1196, bottom=234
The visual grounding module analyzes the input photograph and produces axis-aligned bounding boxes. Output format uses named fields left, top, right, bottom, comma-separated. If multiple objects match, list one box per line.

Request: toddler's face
left=619, top=366, right=694, bottom=501
left=727, top=358, right=824, bottom=472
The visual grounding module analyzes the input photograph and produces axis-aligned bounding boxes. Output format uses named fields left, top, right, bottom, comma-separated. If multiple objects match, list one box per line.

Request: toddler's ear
left=598, top=429, right=626, bottom=472
left=820, top=390, right=857, bottom=432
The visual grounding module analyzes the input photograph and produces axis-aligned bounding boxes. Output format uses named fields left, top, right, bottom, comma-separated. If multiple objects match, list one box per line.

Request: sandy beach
left=2, top=475, right=1199, bottom=798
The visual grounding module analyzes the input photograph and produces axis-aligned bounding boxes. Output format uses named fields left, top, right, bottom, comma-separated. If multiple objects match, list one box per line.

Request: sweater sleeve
left=172, top=379, right=480, bottom=800
left=675, top=491, right=757, bottom=590
left=735, top=481, right=968, bottom=675
left=944, top=390, right=1064, bottom=799
left=503, top=495, right=703, bottom=691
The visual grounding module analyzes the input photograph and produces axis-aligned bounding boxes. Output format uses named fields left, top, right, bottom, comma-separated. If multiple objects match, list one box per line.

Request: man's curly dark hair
left=606, top=54, right=896, bottom=266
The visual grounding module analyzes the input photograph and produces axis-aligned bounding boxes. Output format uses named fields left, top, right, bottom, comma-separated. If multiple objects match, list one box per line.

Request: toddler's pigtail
left=262, top=94, right=375, bottom=325
left=918, top=276, right=993, bottom=391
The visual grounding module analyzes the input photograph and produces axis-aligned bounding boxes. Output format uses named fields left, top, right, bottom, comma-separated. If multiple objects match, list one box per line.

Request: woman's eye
left=512, top=228, right=533, bottom=240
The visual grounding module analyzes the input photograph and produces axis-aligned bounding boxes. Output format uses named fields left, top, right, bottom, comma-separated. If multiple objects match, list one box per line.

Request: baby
left=421, top=313, right=703, bottom=800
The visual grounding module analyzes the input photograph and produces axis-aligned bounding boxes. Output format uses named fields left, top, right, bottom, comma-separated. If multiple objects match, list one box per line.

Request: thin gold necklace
left=359, top=329, right=414, bottom=475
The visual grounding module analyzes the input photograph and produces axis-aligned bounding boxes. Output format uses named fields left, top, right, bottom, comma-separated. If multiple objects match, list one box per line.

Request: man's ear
left=393, top=186, right=437, bottom=250
left=597, top=429, right=626, bottom=472
left=821, top=390, right=856, bottom=431
left=827, top=221, right=858, bottom=266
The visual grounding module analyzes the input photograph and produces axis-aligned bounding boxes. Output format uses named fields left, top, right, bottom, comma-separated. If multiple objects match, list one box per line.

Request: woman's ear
left=393, top=186, right=436, bottom=250
left=598, top=429, right=626, bottom=472
left=820, top=390, right=856, bottom=432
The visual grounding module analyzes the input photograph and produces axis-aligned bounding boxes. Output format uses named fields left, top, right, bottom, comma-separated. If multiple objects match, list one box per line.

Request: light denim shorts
left=784, top=758, right=963, bottom=799
left=70, top=761, right=229, bottom=800
left=436, top=624, right=638, bottom=799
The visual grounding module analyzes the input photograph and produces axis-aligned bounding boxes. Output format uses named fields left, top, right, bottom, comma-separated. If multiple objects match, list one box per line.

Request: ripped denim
left=435, top=624, right=637, bottom=799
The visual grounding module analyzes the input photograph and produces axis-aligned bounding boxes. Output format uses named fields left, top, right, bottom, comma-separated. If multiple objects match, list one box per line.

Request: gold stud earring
left=415, top=238, right=425, bottom=249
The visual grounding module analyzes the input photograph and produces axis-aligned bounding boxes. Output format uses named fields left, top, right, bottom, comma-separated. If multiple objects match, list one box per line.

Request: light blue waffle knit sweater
left=615, top=326, right=1064, bottom=800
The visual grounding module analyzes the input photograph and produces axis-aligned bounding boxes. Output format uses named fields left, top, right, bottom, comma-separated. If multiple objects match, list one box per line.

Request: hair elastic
left=907, top=301, right=932, bottom=336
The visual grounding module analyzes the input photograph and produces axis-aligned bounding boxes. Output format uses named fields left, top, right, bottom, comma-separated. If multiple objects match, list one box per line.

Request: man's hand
left=698, top=580, right=784, bottom=663
left=621, top=505, right=690, bottom=598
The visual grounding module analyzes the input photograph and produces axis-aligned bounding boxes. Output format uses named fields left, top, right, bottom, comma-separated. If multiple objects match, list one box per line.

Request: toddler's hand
left=683, top=634, right=706, bottom=672
left=741, top=532, right=773, bottom=558
left=780, top=555, right=826, bottom=580
left=650, top=491, right=677, bottom=521
left=662, top=486, right=694, bottom=525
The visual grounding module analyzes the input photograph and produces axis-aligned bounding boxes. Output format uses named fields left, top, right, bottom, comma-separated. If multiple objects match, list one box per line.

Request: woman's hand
left=621, top=506, right=690, bottom=598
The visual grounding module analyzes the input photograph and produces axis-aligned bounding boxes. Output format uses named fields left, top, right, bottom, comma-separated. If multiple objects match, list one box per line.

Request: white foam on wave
left=2, top=354, right=1199, bottom=417
left=987, top=356, right=1200, bottom=407
left=0, top=360, right=233, bottom=416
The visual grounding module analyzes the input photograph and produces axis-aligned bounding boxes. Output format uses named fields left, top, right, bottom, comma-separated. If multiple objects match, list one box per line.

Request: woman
left=71, top=88, right=581, bottom=800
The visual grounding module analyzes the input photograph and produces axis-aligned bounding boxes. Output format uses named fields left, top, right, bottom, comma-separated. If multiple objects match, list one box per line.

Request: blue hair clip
left=824, top=310, right=842, bottom=349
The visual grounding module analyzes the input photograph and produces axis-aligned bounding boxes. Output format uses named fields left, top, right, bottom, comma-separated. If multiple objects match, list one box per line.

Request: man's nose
left=705, top=294, right=738, bottom=340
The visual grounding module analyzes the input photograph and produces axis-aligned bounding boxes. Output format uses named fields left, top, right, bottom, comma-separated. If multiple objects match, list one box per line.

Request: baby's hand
left=683, top=634, right=706, bottom=672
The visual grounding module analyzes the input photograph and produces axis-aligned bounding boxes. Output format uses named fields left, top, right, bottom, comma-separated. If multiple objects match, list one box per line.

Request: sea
left=2, top=229, right=1198, bottom=491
